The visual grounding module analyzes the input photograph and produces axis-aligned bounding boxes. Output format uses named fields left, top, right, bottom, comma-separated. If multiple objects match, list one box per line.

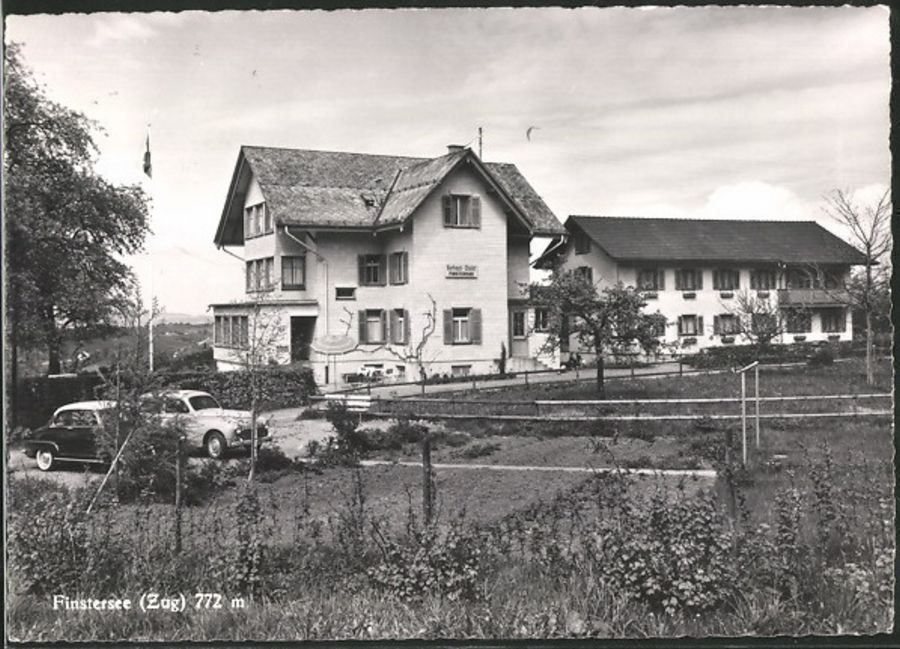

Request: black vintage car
left=23, top=401, right=116, bottom=471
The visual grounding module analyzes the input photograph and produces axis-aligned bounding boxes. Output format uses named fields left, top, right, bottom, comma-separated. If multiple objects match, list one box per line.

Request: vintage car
left=139, top=390, right=269, bottom=459
left=23, top=401, right=117, bottom=471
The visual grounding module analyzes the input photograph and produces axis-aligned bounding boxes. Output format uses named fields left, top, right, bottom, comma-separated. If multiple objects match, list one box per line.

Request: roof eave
left=213, top=150, right=248, bottom=248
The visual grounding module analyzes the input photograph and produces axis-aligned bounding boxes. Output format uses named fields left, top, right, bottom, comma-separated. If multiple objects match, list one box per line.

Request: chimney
left=447, top=144, right=466, bottom=154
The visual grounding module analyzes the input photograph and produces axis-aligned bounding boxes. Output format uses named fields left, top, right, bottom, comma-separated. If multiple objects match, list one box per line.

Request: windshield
left=188, top=395, right=220, bottom=411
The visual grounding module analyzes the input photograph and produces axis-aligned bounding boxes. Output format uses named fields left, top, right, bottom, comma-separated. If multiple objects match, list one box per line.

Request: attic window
left=574, top=231, right=591, bottom=255
left=442, top=195, right=481, bottom=228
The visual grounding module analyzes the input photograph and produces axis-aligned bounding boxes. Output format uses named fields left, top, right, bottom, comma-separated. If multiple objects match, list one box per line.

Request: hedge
left=14, top=374, right=106, bottom=430
left=680, top=340, right=863, bottom=370
left=154, top=366, right=318, bottom=411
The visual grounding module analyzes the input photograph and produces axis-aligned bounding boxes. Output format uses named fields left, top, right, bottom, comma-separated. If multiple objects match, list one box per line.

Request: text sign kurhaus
left=446, top=264, right=478, bottom=279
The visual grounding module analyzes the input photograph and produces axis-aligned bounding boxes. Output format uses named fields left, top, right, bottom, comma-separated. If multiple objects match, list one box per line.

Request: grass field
left=6, top=357, right=894, bottom=640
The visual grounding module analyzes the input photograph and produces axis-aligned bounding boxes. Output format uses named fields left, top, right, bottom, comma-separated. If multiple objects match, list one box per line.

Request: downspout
left=283, top=226, right=329, bottom=332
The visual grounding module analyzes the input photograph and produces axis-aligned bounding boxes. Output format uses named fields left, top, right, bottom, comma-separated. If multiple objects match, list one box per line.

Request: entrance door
left=509, top=309, right=529, bottom=358
left=290, top=317, right=316, bottom=362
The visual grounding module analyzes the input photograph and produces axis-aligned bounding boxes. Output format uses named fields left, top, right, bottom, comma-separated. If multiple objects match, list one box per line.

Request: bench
left=320, top=393, right=373, bottom=413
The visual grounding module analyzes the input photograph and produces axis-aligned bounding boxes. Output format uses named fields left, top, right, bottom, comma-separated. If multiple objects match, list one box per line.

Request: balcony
left=777, top=289, right=849, bottom=308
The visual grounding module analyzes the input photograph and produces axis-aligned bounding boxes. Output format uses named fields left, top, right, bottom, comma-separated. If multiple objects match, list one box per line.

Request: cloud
left=87, top=14, right=158, bottom=48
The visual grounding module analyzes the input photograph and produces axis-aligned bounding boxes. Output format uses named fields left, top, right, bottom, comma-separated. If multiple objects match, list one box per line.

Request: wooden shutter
left=358, top=256, right=365, bottom=285
left=378, top=255, right=387, bottom=286
left=470, top=309, right=482, bottom=344
left=443, top=309, right=452, bottom=344
left=674, top=270, right=682, bottom=290
left=404, top=310, right=411, bottom=344
left=245, top=263, right=252, bottom=291
left=380, top=310, right=387, bottom=343
left=358, top=310, right=367, bottom=344
left=442, top=195, right=453, bottom=226
left=696, top=270, right=703, bottom=290
left=713, top=315, right=720, bottom=335
left=697, top=316, right=704, bottom=335
left=713, top=270, right=720, bottom=290
left=389, top=309, right=399, bottom=344
left=677, top=316, right=684, bottom=336
left=471, top=196, right=481, bottom=228
left=657, top=269, right=665, bottom=290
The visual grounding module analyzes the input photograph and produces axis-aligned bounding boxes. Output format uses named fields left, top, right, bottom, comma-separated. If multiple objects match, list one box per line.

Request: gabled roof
left=214, top=146, right=564, bottom=246
left=553, top=215, right=867, bottom=265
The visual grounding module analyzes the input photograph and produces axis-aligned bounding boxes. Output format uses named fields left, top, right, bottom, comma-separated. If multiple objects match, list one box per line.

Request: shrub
left=808, top=346, right=835, bottom=367
left=155, top=366, right=317, bottom=410
left=367, top=524, right=484, bottom=602
left=594, top=491, right=736, bottom=614
left=454, top=441, right=501, bottom=459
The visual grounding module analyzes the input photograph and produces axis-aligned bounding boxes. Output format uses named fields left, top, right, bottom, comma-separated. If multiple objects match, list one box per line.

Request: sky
left=5, top=6, right=891, bottom=315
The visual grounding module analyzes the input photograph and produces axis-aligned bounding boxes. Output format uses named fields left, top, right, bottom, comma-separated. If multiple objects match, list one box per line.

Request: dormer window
left=442, top=194, right=481, bottom=228
left=244, top=202, right=271, bottom=239
left=574, top=231, right=591, bottom=255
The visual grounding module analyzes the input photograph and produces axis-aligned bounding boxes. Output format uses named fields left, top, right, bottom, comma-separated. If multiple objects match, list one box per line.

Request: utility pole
left=478, top=126, right=483, bottom=159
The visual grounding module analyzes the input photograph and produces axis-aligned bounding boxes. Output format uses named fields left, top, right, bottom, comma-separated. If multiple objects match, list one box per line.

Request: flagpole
left=145, top=123, right=155, bottom=373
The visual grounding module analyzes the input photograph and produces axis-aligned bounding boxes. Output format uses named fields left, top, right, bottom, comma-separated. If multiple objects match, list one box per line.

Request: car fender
left=23, top=439, right=61, bottom=456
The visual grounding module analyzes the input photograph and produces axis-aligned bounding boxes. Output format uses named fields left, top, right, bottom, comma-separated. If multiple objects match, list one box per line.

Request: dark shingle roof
left=568, top=216, right=867, bottom=265
left=216, top=146, right=564, bottom=244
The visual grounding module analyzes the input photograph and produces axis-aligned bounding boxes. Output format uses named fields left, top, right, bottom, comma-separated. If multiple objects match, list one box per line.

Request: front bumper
left=230, top=426, right=269, bottom=447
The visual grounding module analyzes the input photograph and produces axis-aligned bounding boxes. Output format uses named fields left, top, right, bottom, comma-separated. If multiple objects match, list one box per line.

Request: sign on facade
left=446, top=264, right=478, bottom=279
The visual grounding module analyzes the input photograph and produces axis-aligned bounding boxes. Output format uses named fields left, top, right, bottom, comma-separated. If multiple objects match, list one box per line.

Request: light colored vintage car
left=140, top=390, right=269, bottom=459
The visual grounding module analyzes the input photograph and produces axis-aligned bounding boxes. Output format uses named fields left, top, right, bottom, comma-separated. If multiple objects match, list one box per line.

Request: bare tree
left=725, top=290, right=790, bottom=359
left=345, top=295, right=439, bottom=393
left=822, top=188, right=892, bottom=385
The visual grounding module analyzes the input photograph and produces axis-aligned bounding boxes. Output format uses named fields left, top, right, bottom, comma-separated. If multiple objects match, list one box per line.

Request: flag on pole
left=143, top=131, right=152, bottom=178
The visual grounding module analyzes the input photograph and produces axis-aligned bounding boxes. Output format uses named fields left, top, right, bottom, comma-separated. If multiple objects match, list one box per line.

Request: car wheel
left=36, top=449, right=55, bottom=472
left=205, top=432, right=228, bottom=460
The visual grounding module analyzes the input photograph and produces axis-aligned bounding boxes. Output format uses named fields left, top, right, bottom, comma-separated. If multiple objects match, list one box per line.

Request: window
left=390, top=309, right=409, bottom=345
left=785, top=309, right=811, bottom=334
left=442, top=194, right=481, bottom=228
left=451, top=365, right=472, bottom=377
left=574, top=231, right=591, bottom=255
left=750, top=269, right=777, bottom=290
left=713, top=314, right=739, bottom=335
left=637, top=268, right=665, bottom=291
left=335, top=287, right=356, bottom=300
left=163, top=398, right=190, bottom=415
left=189, top=395, right=221, bottom=411
left=282, top=255, right=306, bottom=289
left=713, top=269, right=740, bottom=291
left=574, top=266, right=593, bottom=285
left=443, top=308, right=482, bottom=345
left=215, top=315, right=248, bottom=348
left=246, top=258, right=274, bottom=292
left=358, top=254, right=387, bottom=286
left=512, top=311, right=526, bottom=338
left=821, top=308, right=846, bottom=333
left=534, top=308, right=549, bottom=333
left=787, top=268, right=816, bottom=289
left=675, top=268, right=703, bottom=291
left=244, top=202, right=271, bottom=239
left=215, top=316, right=224, bottom=344
left=677, top=315, right=702, bottom=336
left=389, top=252, right=409, bottom=285
left=358, top=309, right=386, bottom=344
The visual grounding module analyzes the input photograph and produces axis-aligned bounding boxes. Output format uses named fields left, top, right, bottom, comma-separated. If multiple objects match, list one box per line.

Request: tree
left=4, top=43, right=150, bottom=377
left=725, top=290, right=791, bottom=359
left=534, top=269, right=665, bottom=397
left=821, top=188, right=892, bottom=385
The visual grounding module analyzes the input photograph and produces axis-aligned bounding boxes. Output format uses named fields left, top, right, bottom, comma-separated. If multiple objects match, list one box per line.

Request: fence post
left=741, top=371, right=747, bottom=466
left=174, top=434, right=183, bottom=554
left=754, top=364, right=760, bottom=449
left=525, top=370, right=530, bottom=386
left=679, top=359, right=683, bottom=377
left=422, top=433, right=433, bottom=525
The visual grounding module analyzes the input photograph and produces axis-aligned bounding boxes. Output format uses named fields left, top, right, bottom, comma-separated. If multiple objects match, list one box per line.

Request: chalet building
left=211, top=145, right=564, bottom=386
left=534, top=216, right=867, bottom=359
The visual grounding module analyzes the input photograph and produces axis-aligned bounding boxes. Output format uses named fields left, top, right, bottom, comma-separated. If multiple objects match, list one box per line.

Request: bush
left=454, top=441, right=501, bottom=459
left=155, top=366, right=317, bottom=410
left=808, top=346, right=835, bottom=367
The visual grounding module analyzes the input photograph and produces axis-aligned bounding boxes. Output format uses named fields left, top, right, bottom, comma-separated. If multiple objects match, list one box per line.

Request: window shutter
left=657, top=269, right=665, bottom=290
left=443, top=309, right=452, bottom=344
left=697, top=270, right=703, bottom=290
left=442, top=195, right=453, bottom=226
left=733, top=270, right=740, bottom=289
left=677, top=316, right=684, bottom=336
left=471, top=196, right=481, bottom=228
left=470, top=309, right=482, bottom=344
left=380, top=310, right=387, bottom=343
left=246, top=264, right=252, bottom=291
left=713, top=270, right=720, bottom=290
left=713, top=315, right=720, bottom=335
left=402, top=252, right=409, bottom=283
left=404, top=310, right=411, bottom=344
left=378, top=255, right=387, bottom=286
left=390, top=309, right=399, bottom=344
left=675, top=270, right=682, bottom=290
left=358, top=310, right=367, bottom=344
left=358, top=256, right=365, bottom=285
left=698, top=316, right=704, bottom=335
